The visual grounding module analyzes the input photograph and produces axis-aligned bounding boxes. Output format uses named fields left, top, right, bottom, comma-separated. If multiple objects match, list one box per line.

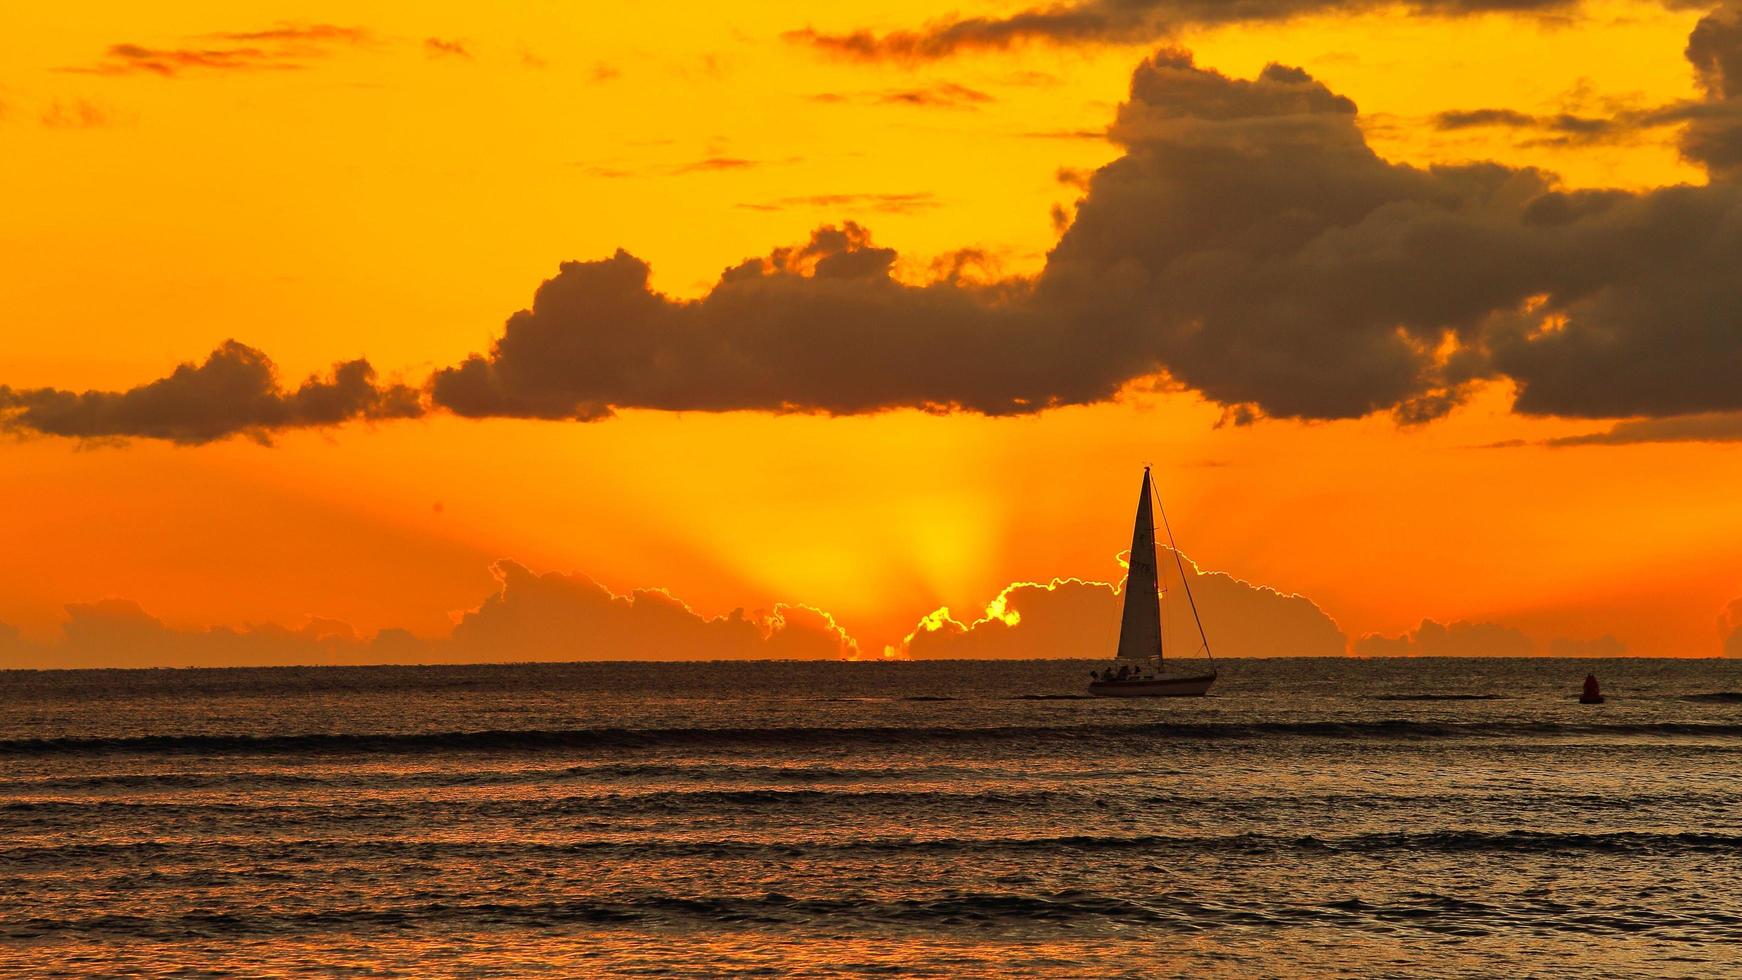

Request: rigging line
left=1153, top=479, right=1214, bottom=663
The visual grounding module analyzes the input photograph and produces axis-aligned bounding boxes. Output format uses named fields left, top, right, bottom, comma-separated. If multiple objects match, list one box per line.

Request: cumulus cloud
left=1041, top=45, right=1742, bottom=421
left=0, top=340, right=422, bottom=444
left=904, top=551, right=1347, bottom=659
left=428, top=223, right=1074, bottom=419
left=21, top=9, right=1742, bottom=436
left=1684, top=2, right=1742, bottom=180
left=447, top=560, right=857, bottom=661
left=786, top=0, right=1584, bottom=63
left=433, top=17, right=1742, bottom=426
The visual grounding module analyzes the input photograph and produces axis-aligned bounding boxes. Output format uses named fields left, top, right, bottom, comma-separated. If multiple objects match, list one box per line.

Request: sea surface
left=2, top=657, right=1741, bottom=977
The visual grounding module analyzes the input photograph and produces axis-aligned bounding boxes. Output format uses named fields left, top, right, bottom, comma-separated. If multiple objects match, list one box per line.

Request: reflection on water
left=2, top=658, right=1740, bottom=976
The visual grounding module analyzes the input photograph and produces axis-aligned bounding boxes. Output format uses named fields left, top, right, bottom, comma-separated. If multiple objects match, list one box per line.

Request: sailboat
left=1087, top=467, right=1218, bottom=697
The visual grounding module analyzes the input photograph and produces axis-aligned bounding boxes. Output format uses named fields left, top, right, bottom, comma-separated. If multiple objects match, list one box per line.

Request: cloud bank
left=6, top=556, right=1727, bottom=667
left=0, top=560, right=857, bottom=669
left=15, top=8, right=1742, bottom=441
left=431, top=16, right=1742, bottom=427
left=1354, top=618, right=1629, bottom=657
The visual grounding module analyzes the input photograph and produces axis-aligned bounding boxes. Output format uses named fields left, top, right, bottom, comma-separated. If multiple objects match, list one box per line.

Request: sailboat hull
left=1087, top=673, right=1216, bottom=698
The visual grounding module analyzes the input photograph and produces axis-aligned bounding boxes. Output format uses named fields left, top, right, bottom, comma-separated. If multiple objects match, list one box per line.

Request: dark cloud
left=786, top=0, right=1584, bottom=63
left=1544, top=411, right=1742, bottom=446
left=428, top=223, right=1072, bottom=419
left=0, top=341, right=422, bottom=444
left=1434, top=107, right=1541, bottom=129
left=1432, top=97, right=1742, bottom=153
left=1045, top=47, right=1742, bottom=420
left=66, top=24, right=372, bottom=77
left=1684, top=3, right=1742, bottom=179
left=1432, top=107, right=1622, bottom=143
left=25, top=10, right=1742, bottom=434
left=434, top=34, right=1742, bottom=423
left=904, top=552, right=1347, bottom=658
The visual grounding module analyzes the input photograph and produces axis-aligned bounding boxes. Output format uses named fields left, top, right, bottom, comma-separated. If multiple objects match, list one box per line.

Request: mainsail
left=1114, top=467, right=1163, bottom=663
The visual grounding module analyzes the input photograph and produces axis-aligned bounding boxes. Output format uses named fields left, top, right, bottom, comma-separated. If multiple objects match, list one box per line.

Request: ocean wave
left=1682, top=692, right=1742, bottom=703
left=0, top=787, right=1076, bottom=820
left=1372, top=694, right=1507, bottom=701
left=5, top=719, right=1742, bottom=756
left=10, top=873, right=1742, bottom=941
left=0, top=761, right=993, bottom=795
left=9, top=829, right=1741, bottom=866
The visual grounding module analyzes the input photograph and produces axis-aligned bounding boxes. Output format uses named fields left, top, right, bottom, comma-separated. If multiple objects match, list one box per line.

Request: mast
left=1114, top=467, right=1164, bottom=664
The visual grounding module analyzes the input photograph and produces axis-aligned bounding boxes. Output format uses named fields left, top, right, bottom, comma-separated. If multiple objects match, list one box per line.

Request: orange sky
left=2, top=0, right=1740, bottom=663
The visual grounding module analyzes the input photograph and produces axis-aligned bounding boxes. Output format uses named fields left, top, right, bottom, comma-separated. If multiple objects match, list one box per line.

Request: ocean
left=2, top=657, right=1740, bottom=977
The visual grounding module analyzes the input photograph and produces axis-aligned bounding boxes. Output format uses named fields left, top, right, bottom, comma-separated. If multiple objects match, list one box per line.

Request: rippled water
left=3, top=658, right=1741, bottom=976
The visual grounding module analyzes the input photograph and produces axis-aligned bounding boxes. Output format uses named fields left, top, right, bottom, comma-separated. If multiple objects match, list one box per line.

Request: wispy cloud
left=63, top=23, right=374, bottom=77
left=576, top=156, right=784, bottom=178
left=668, top=156, right=759, bottom=174
left=424, top=37, right=471, bottom=60
left=1013, top=128, right=1111, bottom=141
left=812, top=82, right=995, bottom=110
left=738, top=192, right=940, bottom=215
left=878, top=82, right=994, bottom=108
left=203, top=24, right=372, bottom=44
left=38, top=98, right=110, bottom=129
left=1431, top=99, right=1742, bottom=147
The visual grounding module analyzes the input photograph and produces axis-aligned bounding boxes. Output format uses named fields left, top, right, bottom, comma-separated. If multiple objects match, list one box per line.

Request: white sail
left=1114, top=468, right=1163, bottom=663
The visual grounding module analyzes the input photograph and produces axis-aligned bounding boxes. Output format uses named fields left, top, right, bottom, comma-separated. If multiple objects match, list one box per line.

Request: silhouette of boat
left=1088, top=467, right=1217, bottom=698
